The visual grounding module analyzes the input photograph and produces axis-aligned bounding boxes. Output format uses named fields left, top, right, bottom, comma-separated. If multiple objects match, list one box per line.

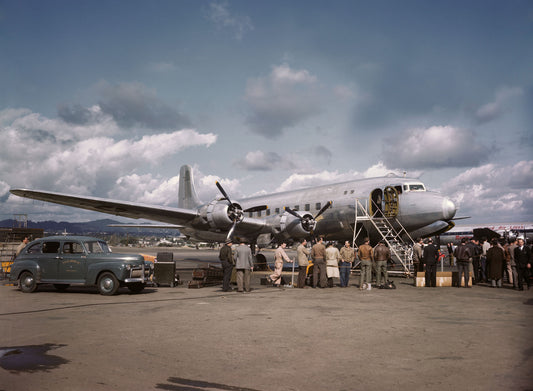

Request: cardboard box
left=416, top=271, right=459, bottom=287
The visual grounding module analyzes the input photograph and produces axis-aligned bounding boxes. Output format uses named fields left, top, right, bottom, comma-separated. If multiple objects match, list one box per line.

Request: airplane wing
left=108, top=224, right=185, bottom=229
left=10, top=189, right=198, bottom=226
left=10, top=188, right=272, bottom=241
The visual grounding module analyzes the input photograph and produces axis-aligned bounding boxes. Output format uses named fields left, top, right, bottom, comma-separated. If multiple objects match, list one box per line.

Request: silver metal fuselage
left=180, top=175, right=457, bottom=244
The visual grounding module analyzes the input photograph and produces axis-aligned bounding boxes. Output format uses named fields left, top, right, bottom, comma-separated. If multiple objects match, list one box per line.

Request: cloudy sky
left=1, top=0, right=532, bottom=224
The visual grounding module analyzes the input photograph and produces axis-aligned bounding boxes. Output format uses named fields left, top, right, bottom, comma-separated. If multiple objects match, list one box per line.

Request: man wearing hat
left=219, top=239, right=235, bottom=292
left=422, top=238, right=439, bottom=287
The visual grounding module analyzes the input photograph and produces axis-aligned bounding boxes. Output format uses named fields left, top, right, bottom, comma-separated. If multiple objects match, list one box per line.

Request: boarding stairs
left=353, top=197, right=415, bottom=276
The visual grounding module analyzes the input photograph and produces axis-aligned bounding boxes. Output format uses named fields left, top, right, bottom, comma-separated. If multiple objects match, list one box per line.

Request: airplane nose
left=442, top=197, right=457, bottom=220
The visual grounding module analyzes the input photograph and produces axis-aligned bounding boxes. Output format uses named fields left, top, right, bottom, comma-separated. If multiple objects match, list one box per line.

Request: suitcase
left=154, top=262, right=177, bottom=287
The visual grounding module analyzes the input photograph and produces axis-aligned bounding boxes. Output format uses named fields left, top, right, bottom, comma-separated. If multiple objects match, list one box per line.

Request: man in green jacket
left=219, top=239, right=234, bottom=292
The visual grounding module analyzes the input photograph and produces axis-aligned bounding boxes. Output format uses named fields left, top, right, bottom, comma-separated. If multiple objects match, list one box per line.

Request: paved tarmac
left=1, top=248, right=532, bottom=391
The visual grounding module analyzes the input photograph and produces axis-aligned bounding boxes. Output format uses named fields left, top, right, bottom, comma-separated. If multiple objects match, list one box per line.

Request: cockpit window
left=409, top=184, right=425, bottom=191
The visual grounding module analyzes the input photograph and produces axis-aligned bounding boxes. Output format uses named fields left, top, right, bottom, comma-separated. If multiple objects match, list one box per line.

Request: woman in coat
left=325, top=242, right=340, bottom=287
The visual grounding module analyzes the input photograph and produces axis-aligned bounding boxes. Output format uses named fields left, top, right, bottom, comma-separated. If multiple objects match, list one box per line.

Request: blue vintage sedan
left=9, top=236, right=153, bottom=295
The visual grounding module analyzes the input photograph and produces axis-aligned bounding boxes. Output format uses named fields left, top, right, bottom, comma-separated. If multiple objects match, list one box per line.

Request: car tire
left=19, top=271, right=37, bottom=293
left=54, top=284, right=70, bottom=291
left=97, top=272, right=119, bottom=296
left=127, top=283, right=145, bottom=293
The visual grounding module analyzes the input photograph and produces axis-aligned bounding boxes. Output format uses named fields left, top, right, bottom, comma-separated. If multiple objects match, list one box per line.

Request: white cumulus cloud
left=441, top=160, right=533, bottom=222
left=383, top=125, right=492, bottom=169
left=1, top=105, right=218, bottom=220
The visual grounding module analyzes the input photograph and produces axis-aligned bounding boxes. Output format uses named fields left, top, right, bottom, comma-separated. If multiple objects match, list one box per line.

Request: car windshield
left=83, top=240, right=110, bottom=254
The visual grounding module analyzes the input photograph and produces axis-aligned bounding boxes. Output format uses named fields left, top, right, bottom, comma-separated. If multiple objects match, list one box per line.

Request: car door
left=39, top=241, right=61, bottom=281
left=58, top=240, right=87, bottom=282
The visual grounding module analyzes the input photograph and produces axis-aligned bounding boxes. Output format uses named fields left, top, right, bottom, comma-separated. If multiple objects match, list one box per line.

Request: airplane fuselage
left=180, top=175, right=456, bottom=245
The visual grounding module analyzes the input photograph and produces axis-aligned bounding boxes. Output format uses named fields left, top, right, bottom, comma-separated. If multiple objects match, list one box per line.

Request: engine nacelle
left=278, top=211, right=315, bottom=239
left=204, top=199, right=243, bottom=230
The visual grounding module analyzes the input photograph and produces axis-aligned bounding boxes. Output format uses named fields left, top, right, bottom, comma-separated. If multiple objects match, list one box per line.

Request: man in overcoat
left=219, top=239, right=234, bottom=292
left=235, top=241, right=254, bottom=292
left=422, top=238, right=439, bottom=287
left=514, top=238, right=531, bottom=291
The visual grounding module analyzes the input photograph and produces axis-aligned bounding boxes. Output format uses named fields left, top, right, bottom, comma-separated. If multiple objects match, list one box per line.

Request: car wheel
left=97, top=272, right=119, bottom=296
left=53, top=284, right=70, bottom=291
left=127, top=283, right=145, bottom=293
left=19, top=271, right=37, bottom=293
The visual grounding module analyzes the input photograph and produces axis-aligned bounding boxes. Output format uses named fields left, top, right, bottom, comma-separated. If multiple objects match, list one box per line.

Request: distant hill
left=0, top=219, right=180, bottom=236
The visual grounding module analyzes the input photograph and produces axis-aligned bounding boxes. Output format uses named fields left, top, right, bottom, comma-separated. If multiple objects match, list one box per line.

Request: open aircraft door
left=383, top=186, right=399, bottom=218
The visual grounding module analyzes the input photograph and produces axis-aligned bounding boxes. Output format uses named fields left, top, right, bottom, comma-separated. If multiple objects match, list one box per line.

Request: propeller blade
left=284, top=206, right=301, bottom=219
left=216, top=181, right=232, bottom=205
left=315, top=201, right=332, bottom=219
left=244, top=205, right=268, bottom=213
left=226, top=220, right=238, bottom=241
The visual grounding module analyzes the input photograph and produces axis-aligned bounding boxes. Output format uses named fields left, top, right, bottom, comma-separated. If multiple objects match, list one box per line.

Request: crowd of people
left=219, top=235, right=532, bottom=291
left=447, top=236, right=532, bottom=290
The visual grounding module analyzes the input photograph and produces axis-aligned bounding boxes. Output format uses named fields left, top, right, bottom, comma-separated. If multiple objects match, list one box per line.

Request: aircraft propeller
left=284, top=200, right=332, bottom=233
left=215, top=181, right=268, bottom=241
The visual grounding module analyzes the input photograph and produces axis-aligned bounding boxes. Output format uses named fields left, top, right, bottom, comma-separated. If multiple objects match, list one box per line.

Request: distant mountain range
left=0, top=219, right=180, bottom=236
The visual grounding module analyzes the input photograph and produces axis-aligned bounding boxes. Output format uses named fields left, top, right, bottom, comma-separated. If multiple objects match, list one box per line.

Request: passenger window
left=305, top=204, right=310, bottom=211
left=316, top=202, right=321, bottom=210
left=350, top=190, right=354, bottom=194
left=294, top=205, right=299, bottom=211
left=63, top=242, right=84, bottom=254
left=344, top=191, right=347, bottom=195
left=266, top=209, right=270, bottom=216
left=42, top=242, right=60, bottom=254
left=395, top=186, right=402, bottom=194
left=257, top=210, right=262, bottom=217
left=84, top=241, right=105, bottom=254
left=275, top=208, right=280, bottom=214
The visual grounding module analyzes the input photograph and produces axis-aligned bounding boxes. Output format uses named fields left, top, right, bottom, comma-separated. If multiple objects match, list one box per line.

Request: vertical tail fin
left=178, top=165, right=202, bottom=209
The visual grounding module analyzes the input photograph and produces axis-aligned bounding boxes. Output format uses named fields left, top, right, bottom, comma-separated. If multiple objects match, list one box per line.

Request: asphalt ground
left=1, top=248, right=532, bottom=391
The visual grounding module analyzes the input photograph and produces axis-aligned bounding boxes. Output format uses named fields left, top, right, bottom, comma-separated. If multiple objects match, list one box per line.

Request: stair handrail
left=354, top=198, right=414, bottom=275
